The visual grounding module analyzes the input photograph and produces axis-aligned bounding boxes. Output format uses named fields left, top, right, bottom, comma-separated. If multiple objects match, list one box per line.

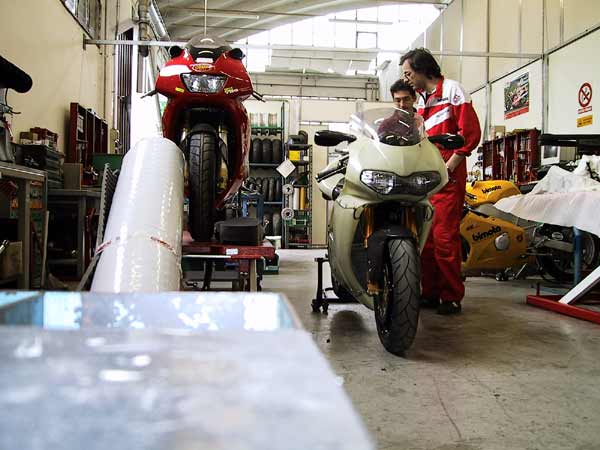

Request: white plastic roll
left=293, top=187, right=301, bottom=210
left=91, top=137, right=185, bottom=293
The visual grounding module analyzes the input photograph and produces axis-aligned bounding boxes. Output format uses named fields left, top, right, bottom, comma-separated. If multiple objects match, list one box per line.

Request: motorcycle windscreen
left=186, top=35, right=232, bottom=61
left=350, top=107, right=426, bottom=147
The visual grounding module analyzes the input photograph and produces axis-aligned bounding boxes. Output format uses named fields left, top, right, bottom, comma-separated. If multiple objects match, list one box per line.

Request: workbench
left=48, top=188, right=100, bottom=279
left=0, top=162, right=46, bottom=289
left=0, top=291, right=374, bottom=450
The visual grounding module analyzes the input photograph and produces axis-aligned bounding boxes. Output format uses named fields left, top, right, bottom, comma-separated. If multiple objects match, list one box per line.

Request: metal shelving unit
left=247, top=104, right=286, bottom=241
left=283, top=142, right=312, bottom=249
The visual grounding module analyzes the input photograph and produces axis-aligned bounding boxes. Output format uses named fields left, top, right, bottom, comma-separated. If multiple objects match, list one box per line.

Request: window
left=239, top=5, right=440, bottom=76
left=357, top=32, right=377, bottom=49
left=61, top=0, right=102, bottom=39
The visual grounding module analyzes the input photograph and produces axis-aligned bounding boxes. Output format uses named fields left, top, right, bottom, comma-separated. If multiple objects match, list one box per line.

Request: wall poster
left=504, top=72, right=530, bottom=119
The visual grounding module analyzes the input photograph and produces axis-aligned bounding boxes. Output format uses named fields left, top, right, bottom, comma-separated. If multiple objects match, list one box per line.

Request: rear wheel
left=374, top=239, right=420, bottom=356
left=188, top=132, right=217, bottom=242
left=538, top=231, right=600, bottom=282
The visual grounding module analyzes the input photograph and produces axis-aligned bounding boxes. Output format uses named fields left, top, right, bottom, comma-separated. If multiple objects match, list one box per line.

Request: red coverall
left=417, top=77, right=481, bottom=303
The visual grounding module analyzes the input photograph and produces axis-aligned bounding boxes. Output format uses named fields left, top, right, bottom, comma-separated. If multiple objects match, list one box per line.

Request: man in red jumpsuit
left=401, top=48, right=481, bottom=315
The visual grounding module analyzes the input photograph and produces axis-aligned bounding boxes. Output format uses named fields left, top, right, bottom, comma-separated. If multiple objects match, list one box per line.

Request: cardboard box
left=63, top=163, right=83, bottom=189
left=19, top=131, right=38, bottom=145
left=0, top=241, right=23, bottom=279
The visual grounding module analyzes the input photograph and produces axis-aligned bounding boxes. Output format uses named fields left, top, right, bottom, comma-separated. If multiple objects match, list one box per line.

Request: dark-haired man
left=390, top=79, right=417, bottom=111
left=401, top=48, right=481, bottom=315
left=377, top=79, right=423, bottom=144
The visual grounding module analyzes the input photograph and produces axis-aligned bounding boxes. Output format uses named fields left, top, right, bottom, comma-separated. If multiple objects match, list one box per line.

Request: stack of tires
left=245, top=176, right=283, bottom=203
left=248, top=135, right=285, bottom=237
left=250, top=137, right=284, bottom=164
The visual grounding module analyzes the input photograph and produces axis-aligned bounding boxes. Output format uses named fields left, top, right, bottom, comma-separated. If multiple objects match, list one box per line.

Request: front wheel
left=374, top=238, right=420, bottom=356
left=188, top=132, right=217, bottom=242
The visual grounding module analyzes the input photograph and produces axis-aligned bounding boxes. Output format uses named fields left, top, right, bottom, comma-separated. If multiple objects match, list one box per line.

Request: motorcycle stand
left=312, top=256, right=357, bottom=314
left=495, top=263, right=531, bottom=282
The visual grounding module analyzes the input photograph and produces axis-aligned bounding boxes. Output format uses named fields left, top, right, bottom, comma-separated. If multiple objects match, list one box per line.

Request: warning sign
left=578, top=82, right=593, bottom=115
left=577, top=115, right=593, bottom=128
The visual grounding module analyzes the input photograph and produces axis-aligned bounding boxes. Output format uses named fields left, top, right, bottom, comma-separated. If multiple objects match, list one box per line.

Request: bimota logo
left=482, top=185, right=501, bottom=194
left=472, top=226, right=501, bottom=242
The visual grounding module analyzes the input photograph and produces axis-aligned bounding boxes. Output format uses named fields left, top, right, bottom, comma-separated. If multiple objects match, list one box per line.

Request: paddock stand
left=312, top=255, right=359, bottom=314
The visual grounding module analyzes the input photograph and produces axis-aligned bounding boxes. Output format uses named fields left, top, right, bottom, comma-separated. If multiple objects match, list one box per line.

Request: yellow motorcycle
left=460, top=180, right=599, bottom=281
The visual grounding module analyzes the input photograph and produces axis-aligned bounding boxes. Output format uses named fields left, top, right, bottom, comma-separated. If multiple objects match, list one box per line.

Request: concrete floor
left=262, top=250, right=600, bottom=450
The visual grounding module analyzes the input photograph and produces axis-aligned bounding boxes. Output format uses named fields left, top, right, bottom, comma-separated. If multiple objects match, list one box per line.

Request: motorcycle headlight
left=181, top=74, right=227, bottom=93
left=360, top=170, right=441, bottom=196
left=360, top=171, right=396, bottom=194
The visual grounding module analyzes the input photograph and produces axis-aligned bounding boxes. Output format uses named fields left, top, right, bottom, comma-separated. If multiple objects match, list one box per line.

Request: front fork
left=365, top=206, right=419, bottom=295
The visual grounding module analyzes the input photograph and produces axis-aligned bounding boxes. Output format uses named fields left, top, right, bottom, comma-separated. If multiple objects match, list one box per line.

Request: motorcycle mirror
left=169, top=46, right=183, bottom=58
left=428, top=133, right=465, bottom=150
left=228, top=48, right=245, bottom=60
left=141, top=89, right=157, bottom=99
left=314, top=130, right=357, bottom=147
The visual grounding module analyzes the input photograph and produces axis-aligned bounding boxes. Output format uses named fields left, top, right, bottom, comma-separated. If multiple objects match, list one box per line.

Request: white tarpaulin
left=495, top=156, right=600, bottom=237
left=91, top=137, right=185, bottom=292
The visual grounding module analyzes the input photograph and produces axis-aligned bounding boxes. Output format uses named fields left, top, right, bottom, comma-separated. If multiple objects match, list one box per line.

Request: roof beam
left=161, top=0, right=451, bottom=38
left=83, top=38, right=541, bottom=59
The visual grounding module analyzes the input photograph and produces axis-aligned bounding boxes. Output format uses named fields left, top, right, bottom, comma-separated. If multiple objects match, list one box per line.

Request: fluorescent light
left=329, top=18, right=393, bottom=26
left=189, top=11, right=259, bottom=20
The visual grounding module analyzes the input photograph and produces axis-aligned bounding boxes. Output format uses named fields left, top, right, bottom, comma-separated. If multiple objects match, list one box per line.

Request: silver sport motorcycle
left=315, top=107, right=464, bottom=355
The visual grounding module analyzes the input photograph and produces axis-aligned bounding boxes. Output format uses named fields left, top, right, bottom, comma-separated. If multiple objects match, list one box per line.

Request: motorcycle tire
left=272, top=212, right=282, bottom=236
left=267, top=178, right=275, bottom=202
left=374, top=238, right=420, bottom=356
left=262, top=138, right=273, bottom=164
left=298, top=130, right=308, bottom=144
left=188, top=132, right=217, bottom=242
left=275, top=178, right=282, bottom=202
left=263, top=213, right=273, bottom=236
left=538, top=231, right=600, bottom=282
left=272, top=139, right=283, bottom=163
left=251, top=138, right=262, bottom=163
left=331, top=275, right=354, bottom=302
left=261, top=180, right=269, bottom=200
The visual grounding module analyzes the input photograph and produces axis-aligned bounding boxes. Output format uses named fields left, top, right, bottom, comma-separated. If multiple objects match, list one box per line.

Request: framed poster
left=504, top=72, right=530, bottom=119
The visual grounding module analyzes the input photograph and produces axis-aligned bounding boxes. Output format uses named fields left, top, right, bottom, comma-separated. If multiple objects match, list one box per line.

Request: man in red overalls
left=401, top=48, right=481, bottom=315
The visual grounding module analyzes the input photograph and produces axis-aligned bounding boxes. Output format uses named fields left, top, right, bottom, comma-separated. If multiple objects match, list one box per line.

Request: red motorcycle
left=153, top=35, right=259, bottom=241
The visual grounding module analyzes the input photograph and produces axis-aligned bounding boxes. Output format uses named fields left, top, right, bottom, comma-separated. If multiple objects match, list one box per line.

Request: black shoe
left=421, top=297, right=440, bottom=309
left=437, top=301, right=462, bottom=315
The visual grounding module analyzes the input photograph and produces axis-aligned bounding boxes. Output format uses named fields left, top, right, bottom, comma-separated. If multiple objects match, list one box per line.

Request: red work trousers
left=421, top=165, right=466, bottom=303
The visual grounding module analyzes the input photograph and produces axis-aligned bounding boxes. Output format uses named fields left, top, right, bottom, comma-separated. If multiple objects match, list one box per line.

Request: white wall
left=547, top=29, right=600, bottom=133
left=490, top=60, right=543, bottom=132
left=466, top=88, right=487, bottom=176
